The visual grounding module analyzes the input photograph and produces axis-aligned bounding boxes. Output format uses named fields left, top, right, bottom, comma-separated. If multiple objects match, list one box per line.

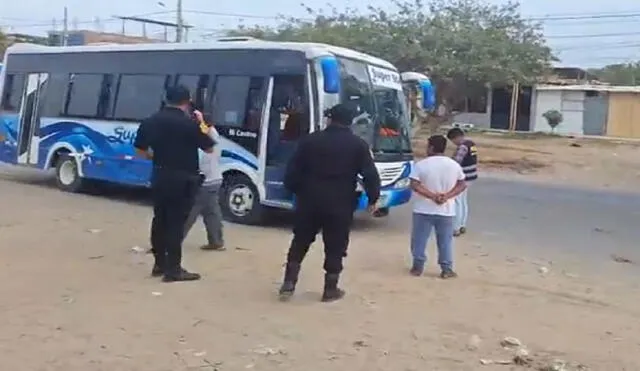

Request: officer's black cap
left=165, top=85, right=191, bottom=105
left=324, top=103, right=353, bottom=126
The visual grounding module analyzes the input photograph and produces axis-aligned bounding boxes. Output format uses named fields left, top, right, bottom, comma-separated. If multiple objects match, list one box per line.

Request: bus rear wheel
left=55, top=153, right=84, bottom=193
left=220, top=174, right=264, bottom=225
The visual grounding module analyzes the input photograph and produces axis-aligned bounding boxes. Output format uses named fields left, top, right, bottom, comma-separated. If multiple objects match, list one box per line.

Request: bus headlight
left=394, top=177, right=410, bottom=189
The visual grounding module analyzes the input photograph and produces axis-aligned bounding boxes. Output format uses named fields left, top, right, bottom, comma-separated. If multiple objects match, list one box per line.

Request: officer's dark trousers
left=286, top=204, right=353, bottom=274
left=150, top=170, right=198, bottom=274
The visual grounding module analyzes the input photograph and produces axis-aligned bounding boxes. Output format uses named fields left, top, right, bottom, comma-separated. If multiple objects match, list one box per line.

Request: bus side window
left=41, top=74, right=71, bottom=117
left=97, top=74, right=115, bottom=118
left=113, top=74, right=168, bottom=122
left=1, top=74, right=26, bottom=112
left=272, top=75, right=309, bottom=141
left=211, top=76, right=251, bottom=128
left=63, top=73, right=105, bottom=118
left=244, top=77, right=266, bottom=131
left=175, top=74, right=210, bottom=112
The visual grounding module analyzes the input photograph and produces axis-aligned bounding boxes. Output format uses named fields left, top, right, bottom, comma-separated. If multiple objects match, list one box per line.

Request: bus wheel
left=220, top=174, right=264, bottom=225
left=55, top=154, right=84, bottom=193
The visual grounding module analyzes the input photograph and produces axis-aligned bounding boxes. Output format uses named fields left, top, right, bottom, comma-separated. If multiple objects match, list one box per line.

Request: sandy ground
left=414, top=131, right=640, bottom=193
left=1, top=167, right=640, bottom=371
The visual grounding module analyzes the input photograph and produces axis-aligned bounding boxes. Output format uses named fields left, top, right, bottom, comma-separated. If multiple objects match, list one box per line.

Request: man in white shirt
left=409, top=135, right=467, bottom=278
left=183, top=119, right=225, bottom=251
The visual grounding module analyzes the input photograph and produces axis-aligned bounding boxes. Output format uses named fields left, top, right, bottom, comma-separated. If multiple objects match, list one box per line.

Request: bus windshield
left=337, top=58, right=412, bottom=154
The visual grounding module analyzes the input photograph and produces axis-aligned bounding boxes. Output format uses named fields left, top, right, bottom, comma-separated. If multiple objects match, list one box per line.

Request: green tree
left=229, top=0, right=555, bottom=132
left=0, top=30, right=8, bottom=58
left=588, top=63, right=640, bottom=86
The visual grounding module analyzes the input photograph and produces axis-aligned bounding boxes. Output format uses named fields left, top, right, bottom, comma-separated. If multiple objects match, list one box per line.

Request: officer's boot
left=278, top=262, right=301, bottom=301
left=321, top=273, right=346, bottom=302
left=151, top=250, right=164, bottom=277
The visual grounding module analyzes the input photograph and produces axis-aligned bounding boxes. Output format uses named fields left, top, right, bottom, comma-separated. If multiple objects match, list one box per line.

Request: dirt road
left=1, top=167, right=640, bottom=371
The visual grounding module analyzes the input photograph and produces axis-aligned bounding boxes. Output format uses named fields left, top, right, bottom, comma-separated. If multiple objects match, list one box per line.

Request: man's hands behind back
left=433, top=193, right=448, bottom=205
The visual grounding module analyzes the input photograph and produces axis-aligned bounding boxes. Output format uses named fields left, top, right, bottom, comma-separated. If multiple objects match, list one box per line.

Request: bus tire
left=220, top=173, right=264, bottom=225
left=55, top=154, right=84, bottom=193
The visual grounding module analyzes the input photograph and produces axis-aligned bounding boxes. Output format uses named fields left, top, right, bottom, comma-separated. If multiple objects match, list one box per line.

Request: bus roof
left=6, top=40, right=397, bottom=70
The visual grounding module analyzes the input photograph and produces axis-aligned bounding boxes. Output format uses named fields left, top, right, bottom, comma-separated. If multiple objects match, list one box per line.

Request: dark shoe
left=321, top=273, right=346, bottom=302
left=410, top=266, right=424, bottom=277
left=200, top=244, right=226, bottom=251
left=440, top=270, right=458, bottom=279
left=278, top=263, right=301, bottom=301
left=453, top=229, right=462, bottom=237
left=459, top=227, right=467, bottom=234
left=162, top=268, right=201, bottom=282
left=151, top=264, right=163, bottom=277
left=372, top=207, right=389, bottom=218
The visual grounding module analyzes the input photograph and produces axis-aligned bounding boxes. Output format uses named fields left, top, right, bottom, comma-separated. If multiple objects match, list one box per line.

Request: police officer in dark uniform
left=279, top=103, right=381, bottom=302
left=134, top=85, right=215, bottom=282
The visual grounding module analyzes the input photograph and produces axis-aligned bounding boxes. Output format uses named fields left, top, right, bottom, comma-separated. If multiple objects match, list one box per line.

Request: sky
left=2, top=0, right=640, bottom=68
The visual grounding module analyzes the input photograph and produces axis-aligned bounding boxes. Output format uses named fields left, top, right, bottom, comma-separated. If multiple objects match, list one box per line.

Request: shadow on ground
left=0, top=166, right=384, bottom=232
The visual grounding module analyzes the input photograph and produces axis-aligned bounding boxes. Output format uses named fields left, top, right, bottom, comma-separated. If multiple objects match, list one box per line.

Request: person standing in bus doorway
left=278, top=103, right=381, bottom=303
left=183, top=119, right=225, bottom=251
left=446, top=128, right=478, bottom=237
left=134, top=85, right=215, bottom=282
left=409, top=135, right=466, bottom=279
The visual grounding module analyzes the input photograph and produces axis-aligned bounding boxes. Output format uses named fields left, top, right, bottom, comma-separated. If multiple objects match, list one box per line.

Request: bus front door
left=262, top=74, right=308, bottom=208
left=16, top=73, right=48, bottom=166
left=263, top=105, right=295, bottom=207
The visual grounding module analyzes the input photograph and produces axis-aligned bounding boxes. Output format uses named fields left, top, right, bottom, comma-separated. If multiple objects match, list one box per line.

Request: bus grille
left=378, top=164, right=405, bottom=186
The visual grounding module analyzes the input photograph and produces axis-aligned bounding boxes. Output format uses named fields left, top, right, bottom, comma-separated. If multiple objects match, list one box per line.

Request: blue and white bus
left=0, top=39, right=424, bottom=224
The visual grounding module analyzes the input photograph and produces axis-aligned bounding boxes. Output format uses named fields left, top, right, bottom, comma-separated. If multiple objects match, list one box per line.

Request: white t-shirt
left=199, top=127, right=223, bottom=186
left=410, top=156, right=465, bottom=216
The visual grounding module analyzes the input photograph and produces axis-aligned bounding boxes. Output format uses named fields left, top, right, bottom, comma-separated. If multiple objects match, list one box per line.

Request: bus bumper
left=356, top=187, right=412, bottom=211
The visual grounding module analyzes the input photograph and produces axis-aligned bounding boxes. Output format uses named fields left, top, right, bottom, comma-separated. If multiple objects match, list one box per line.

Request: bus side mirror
left=320, top=56, right=340, bottom=94
left=420, top=79, right=435, bottom=111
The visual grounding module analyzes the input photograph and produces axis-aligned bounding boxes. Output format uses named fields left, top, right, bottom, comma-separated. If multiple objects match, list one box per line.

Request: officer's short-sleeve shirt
left=134, top=107, right=215, bottom=174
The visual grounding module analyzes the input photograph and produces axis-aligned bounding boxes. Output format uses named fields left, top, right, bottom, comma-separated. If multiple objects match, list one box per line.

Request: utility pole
left=62, top=6, right=68, bottom=46
left=175, top=0, right=183, bottom=43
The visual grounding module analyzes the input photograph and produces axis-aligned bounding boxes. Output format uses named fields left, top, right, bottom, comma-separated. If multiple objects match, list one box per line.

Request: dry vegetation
left=413, top=131, right=640, bottom=192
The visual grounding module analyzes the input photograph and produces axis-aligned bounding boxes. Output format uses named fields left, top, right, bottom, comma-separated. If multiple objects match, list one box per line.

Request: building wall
left=452, top=87, right=493, bottom=129
left=531, top=90, right=561, bottom=132
left=453, top=112, right=490, bottom=128
left=606, top=92, right=640, bottom=138
left=48, top=30, right=159, bottom=46
left=532, top=89, right=585, bottom=134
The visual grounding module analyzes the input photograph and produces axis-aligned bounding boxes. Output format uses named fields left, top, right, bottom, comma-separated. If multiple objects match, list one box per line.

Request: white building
left=530, top=84, right=640, bottom=137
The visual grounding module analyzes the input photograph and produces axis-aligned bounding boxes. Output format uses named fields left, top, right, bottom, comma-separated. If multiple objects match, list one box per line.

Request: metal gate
left=582, top=91, right=608, bottom=136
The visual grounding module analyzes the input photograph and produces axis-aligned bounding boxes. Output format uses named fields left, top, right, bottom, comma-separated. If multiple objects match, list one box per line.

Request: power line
left=4, top=9, right=640, bottom=36
left=537, top=17, right=640, bottom=26
left=183, top=9, right=295, bottom=20
left=526, top=12, right=640, bottom=21
left=526, top=9, right=640, bottom=17
left=556, top=41, right=640, bottom=52
left=0, top=11, right=175, bottom=29
left=579, top=55, right=640, bottom=61
left=187, top=9, right=640, bottom=23
left=547, top=31, right=640, bottom=39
